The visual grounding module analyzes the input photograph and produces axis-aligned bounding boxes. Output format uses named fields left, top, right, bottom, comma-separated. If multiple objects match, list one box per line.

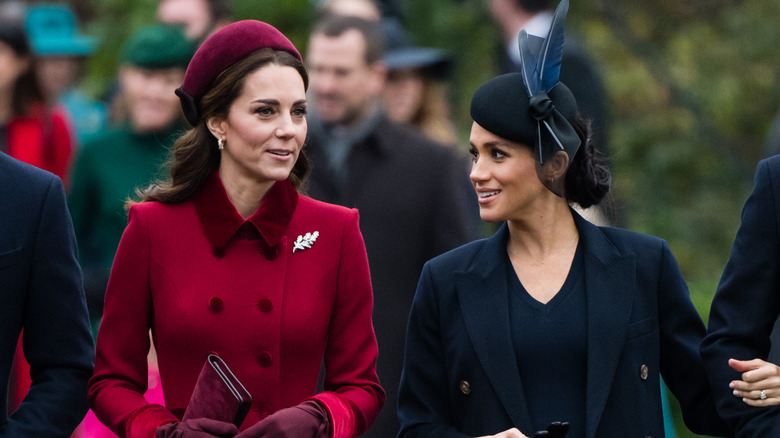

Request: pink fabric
left=311, top=393, right=356, bottom=438
left=73, top=358, right=167, bottom=437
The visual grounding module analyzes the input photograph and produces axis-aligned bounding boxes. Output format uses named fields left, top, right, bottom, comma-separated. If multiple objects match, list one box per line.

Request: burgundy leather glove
left=234, top=400, right=330, bottom=438
left=155, top=418, right=239, bottom=437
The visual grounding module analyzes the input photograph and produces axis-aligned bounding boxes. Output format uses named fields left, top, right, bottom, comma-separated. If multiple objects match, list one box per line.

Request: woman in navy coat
left=88, top=21, right=383, bottom=438
left=397, top=2, right=728, bottom=437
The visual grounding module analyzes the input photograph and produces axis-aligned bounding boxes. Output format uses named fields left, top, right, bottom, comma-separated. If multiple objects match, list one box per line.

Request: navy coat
left=398, top=213, right=729, bottom=438
left=0, top=153, right=94, bottom=437
left=702, top=155, right=780, bottom=436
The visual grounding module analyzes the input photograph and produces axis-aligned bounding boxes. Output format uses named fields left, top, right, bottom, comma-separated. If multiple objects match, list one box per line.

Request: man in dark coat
left=702, top=154, right=780, bottom=437
left=0, top=152, right=94, bottom=437
left=305, top=15, right=480, bottom=437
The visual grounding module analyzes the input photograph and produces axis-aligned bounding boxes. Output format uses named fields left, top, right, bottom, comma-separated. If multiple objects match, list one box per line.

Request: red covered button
left=258, top=351, right=273, bottom=367
left=209, top=297, right=223, bottom=312
left=257, top=298, right=273, bottom=312
left=253, top=403, right=271, bottom=419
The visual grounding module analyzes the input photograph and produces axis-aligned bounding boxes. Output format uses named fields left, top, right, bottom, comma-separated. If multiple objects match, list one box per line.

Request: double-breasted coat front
left=88, top=173, right=384, bottom=437
left=397, top=214, right=729, bottom=438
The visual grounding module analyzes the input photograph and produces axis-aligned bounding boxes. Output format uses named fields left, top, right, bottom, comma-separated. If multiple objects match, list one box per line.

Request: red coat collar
left=194, top=172, right=298, bottom=257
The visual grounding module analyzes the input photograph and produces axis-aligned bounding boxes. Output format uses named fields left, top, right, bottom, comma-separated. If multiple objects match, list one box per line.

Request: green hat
left=121, top=25, right=193, bottom=69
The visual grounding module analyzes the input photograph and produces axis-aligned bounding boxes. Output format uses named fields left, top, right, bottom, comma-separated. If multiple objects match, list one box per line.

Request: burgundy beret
left=175, top=20, right=302, bottom=126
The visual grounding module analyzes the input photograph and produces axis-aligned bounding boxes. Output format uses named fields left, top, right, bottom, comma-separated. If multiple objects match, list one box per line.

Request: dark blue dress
left=508, top=244, right=586, bottom=437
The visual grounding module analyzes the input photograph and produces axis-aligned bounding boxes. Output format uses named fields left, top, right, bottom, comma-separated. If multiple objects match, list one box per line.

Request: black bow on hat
left=518, top=0, right=580, bottom=165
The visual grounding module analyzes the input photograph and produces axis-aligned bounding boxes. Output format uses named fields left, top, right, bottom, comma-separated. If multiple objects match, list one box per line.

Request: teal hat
left=25, top=3, right=98, bottom=56
left=121, top=25, right=193, bottom=70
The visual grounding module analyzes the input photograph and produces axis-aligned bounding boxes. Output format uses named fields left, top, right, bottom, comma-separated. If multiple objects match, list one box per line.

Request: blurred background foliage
left=20, top=0, right=780, bottom=435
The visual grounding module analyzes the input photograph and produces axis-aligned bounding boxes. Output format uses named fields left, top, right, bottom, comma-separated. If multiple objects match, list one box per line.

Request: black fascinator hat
left=470, top=0, right=580, bottom=165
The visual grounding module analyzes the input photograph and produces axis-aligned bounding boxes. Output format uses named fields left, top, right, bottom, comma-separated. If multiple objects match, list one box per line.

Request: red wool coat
left=88, top=173, right=384, bottom=437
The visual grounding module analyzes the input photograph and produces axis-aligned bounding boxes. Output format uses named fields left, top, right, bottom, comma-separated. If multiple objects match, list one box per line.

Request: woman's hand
left=473, top=428, right=528, bottom=438
left=729, top=358, right=780, bottom=406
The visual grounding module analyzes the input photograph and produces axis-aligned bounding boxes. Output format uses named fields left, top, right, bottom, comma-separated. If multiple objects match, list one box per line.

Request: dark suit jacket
left=398, top=213, right=729, bottom=438
left=702, top=155, right=780, bottom=437
left=305, top=114, right=480, bottom=436
left=0, top=153, right=94, bottom=437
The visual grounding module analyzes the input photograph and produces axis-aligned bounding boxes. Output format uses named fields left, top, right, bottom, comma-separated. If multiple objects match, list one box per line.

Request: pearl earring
left=218, top=138, right=225, bottom=150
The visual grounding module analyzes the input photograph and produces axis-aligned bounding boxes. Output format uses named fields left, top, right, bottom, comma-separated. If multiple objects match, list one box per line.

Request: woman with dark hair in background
left=88, top=20, right=383, bottom=438
left=0, top=16, right=74, bottom=182
left=381, top=18, right=458, bottom=147
left=396, top=2, right=729, bottom=437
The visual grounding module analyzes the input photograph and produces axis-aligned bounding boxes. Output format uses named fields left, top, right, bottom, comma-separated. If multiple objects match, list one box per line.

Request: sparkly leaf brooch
left=293, top=231, right=319, bottom=253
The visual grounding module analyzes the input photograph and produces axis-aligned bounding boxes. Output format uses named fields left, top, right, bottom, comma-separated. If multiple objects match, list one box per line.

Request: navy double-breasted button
left=639, top=364, right=649, bottom=380
left=459, top=380, right=471, bottom=395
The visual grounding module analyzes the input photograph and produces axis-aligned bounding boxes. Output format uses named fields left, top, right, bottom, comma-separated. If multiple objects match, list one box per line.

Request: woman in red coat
left=88, top=20, right=384, bottom=438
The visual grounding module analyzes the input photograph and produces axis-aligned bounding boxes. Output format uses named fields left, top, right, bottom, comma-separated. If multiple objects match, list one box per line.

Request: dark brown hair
left=137, top=49, right=310, bottom=205
left=0, top=18, right=45, bottom=117
left=563, top=115, right=611, bottom=209
left=312, top=15, right=385, bottom=65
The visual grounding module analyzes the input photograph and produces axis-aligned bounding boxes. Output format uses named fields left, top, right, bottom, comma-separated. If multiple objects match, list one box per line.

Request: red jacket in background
left=6, top=105, right=75, bottom=186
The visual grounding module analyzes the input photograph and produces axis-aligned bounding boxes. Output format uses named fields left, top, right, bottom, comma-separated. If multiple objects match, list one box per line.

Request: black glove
left=234, top=400, right=330, bottom=438
left=155, top=418, right=239, bottom=437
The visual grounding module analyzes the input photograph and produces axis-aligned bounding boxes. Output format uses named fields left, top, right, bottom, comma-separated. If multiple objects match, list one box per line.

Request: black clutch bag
left=182, top=353, right=252, bottom=427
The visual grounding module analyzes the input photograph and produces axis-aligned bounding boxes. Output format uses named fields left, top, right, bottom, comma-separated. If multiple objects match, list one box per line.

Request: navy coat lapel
left=575, top=215, right=636, bottom=438
left=455, top=224, right=533, bottom=433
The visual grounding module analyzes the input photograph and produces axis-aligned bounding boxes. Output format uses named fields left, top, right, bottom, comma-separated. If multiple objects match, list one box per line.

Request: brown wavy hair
left=136, top=49, right=310, bottom=205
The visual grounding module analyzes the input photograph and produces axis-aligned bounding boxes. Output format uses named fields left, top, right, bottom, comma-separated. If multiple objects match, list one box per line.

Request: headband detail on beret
left=175, top=20, right=302, bottom=126
left=517, top=0, right=580, bottom=164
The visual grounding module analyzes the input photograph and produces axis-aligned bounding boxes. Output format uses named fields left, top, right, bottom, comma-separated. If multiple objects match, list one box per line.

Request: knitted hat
left=175, top=20, right=301, bottom=126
